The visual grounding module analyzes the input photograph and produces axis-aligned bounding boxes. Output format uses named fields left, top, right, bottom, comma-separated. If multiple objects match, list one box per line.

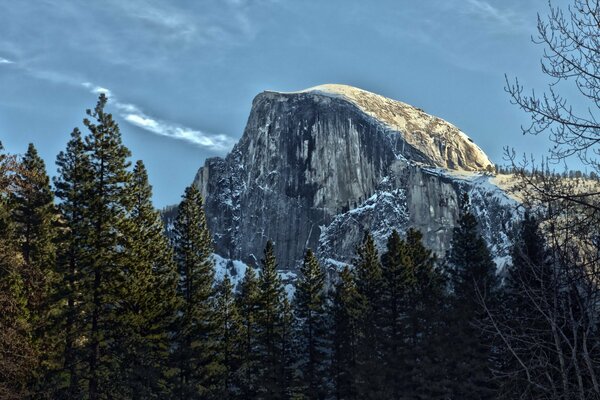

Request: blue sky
left=0, top=0, right=567, bottom=207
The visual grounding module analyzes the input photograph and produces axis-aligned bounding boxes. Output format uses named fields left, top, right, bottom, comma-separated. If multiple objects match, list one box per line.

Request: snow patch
left=212, top=253, right=249, bottom=288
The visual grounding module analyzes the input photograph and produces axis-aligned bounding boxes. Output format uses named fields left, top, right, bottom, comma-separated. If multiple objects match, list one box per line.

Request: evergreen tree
left=81, top=93, right=132, bottom=399
left=11, top=143, right=59, bottom=395
left=352, top=232, right=384, bottom=399
left=330, top=266, right=360, bottom=400
left=53, top=95, right=133, bottom=398
left=506, top=212, right=548, bottom=296
left=0, top=142, right=36, bottom=399
left=12, top=143, right=57, bottom=314
left=379, top=229, right=448, bottom=398
left=379, top=230, right=408, bottom=398
left=498, top=212, right=556, bottom=398
left=117, top=160, right=180, bottom=398
left=172, top=185, right=220, bottom=399
left=294, top=249, right=328, bottom=400
left=446, top=195, right=499, bottom=399
left=403, top=229, right=447, bottom=399
left=214, top=274, right=243, bottom=398
left=237, top=267, right=261, bottom=398
left=256, top=240, right=286, bottom=399
left=279, top=295, right=296, bottom=400
left=53, top=128, right=93, bottom=397
left=0, top=198, right=35, bottom=399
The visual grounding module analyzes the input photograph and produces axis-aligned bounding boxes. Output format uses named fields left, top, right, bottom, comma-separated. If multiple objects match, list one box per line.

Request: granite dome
left=269, top=84, right=494, bottom=172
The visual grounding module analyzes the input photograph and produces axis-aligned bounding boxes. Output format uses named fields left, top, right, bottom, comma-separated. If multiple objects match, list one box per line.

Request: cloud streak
left=0, top=1, right=276, bottom=75
left=81, top=82, right=236, bottom=152
left=462, top=0, right=527, bottom=33
left=0, top=55, right=234, bottom=152
left=118, top=103, right=236, bottom=151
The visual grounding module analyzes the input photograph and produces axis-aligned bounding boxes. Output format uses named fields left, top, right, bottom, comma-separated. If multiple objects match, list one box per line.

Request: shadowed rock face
left=193, top=85, right=516, bottom=269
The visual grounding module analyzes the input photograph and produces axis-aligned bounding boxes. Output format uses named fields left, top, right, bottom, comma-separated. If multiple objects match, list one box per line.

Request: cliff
left=193, top=84, right=516, bottom=269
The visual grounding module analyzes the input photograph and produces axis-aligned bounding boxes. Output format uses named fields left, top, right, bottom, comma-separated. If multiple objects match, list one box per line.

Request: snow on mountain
left=192, top=84, right=520, bottom=279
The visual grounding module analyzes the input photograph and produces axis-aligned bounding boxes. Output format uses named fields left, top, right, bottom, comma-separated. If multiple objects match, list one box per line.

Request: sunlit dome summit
left=268, top=83, right=494, bottom=172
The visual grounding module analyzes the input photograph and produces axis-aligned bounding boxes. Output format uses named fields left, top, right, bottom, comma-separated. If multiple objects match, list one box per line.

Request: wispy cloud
left=0, top=1, right=276, bottom=73
left=123, top=112, right=235, bottom=150
left=462, top=0, right=527, bottom=33
left=82, top=82, right=113, bottom=97
left=0, top=51, right=235, bottom=152
left=80, top=82, right=236, bottom=152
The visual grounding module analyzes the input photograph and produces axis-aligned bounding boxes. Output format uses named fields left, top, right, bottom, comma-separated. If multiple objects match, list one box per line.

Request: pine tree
left=0, top=142, right=36, bottom=399
left=379, top=230, right=408, bottom=398
left=172, top=185, right=220, bottom=399
left=54, top=94, right=133, bottom=398
left=214, top=275, right=243, bottom=398
left=237, top=267, right=261, bottom=398
left=12, top=143, right=57, bottom=313
left=54, top=128, right=93, bottom=397
left=506, top=212, right=548, bottom=297
left=279, top=295, right=296, bottom=400
left=256, top=240, right=286, bottom=399
left=352, top=232, right=384, bottom=399
left=330, top=266, right=360, bottom=400
left=403, top=229, right=448, bottom=399
left=498, top=212, right=555, bottom=398
left=11, top=143, right=59, bottom=395
left=82, top=93, right=132, bottom=399
left=0, top=200, right=35, bottom=399
left=294, top=249, right=328, bottom=400
left=117, top=160, right=180, bottom=398
left=378, top=229, right=448, bottom=398
left=446, top=195, right=499, bottom=399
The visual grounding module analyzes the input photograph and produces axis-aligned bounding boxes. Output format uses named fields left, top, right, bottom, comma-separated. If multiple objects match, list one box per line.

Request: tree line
left=2, top=94, right=599, bottom=399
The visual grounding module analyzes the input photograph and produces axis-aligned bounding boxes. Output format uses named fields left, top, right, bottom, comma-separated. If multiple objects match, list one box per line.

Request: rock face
left=193, top=84, right=517, bottom=269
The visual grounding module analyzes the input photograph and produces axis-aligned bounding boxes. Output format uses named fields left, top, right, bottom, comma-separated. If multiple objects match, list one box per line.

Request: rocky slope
left=193, top=84, right=518, bottom=270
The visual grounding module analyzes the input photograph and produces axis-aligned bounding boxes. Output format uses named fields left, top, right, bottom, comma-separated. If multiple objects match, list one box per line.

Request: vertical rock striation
left=193, top=84, right=516, bottom=269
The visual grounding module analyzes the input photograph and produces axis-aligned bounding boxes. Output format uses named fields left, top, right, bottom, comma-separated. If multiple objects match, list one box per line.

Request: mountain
left=192, top=84, right=518, bottom=271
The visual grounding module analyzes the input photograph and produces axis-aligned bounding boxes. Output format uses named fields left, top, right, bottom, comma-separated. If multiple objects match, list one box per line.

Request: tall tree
left=172, top=185, right=220, bottom=399
left=53, top=94, right=132, bottom=398
left=214, top=274, right=243, bottom=398
left=378, top=229, right=448, bottom=399
left=330, top=266, right=360, bottom=400
left=493, top=212, right=553, bottom=398
left=237, top=267, right=261, bottom=398
left=53, top=128, right=93, bottom=397
left=11, top=143, right=59, bottom=395
left=404, top=229, right=448, bottom=399
left=294, top=249, right=328, bottom=400
left=446, top=196, right=499, bottom=399
left=82, top=93, right=132, bottom=399
left=12, top=143, right=57, bottom=313
left=256, top=240, right=286, bottom=399
left=279, top=295, right=296, bottom=400
left=352, top=232, right=384, bottom=399
left=117, top=160, right=180, bottom=398
left=379, top=230, right=408, bottom=398
left=0, top=142, right=36, bottom=399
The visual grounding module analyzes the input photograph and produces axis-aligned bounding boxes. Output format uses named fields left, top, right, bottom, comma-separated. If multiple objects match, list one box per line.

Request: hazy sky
left=0, top=0, right=570, bottom=207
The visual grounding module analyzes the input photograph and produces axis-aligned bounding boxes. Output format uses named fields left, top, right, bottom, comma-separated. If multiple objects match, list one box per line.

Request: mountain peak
left=266, top=84, right=493, bottom=172
left=272, top=83, right=373, bottom=97
left=194, top=85, right=514, bottom=268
